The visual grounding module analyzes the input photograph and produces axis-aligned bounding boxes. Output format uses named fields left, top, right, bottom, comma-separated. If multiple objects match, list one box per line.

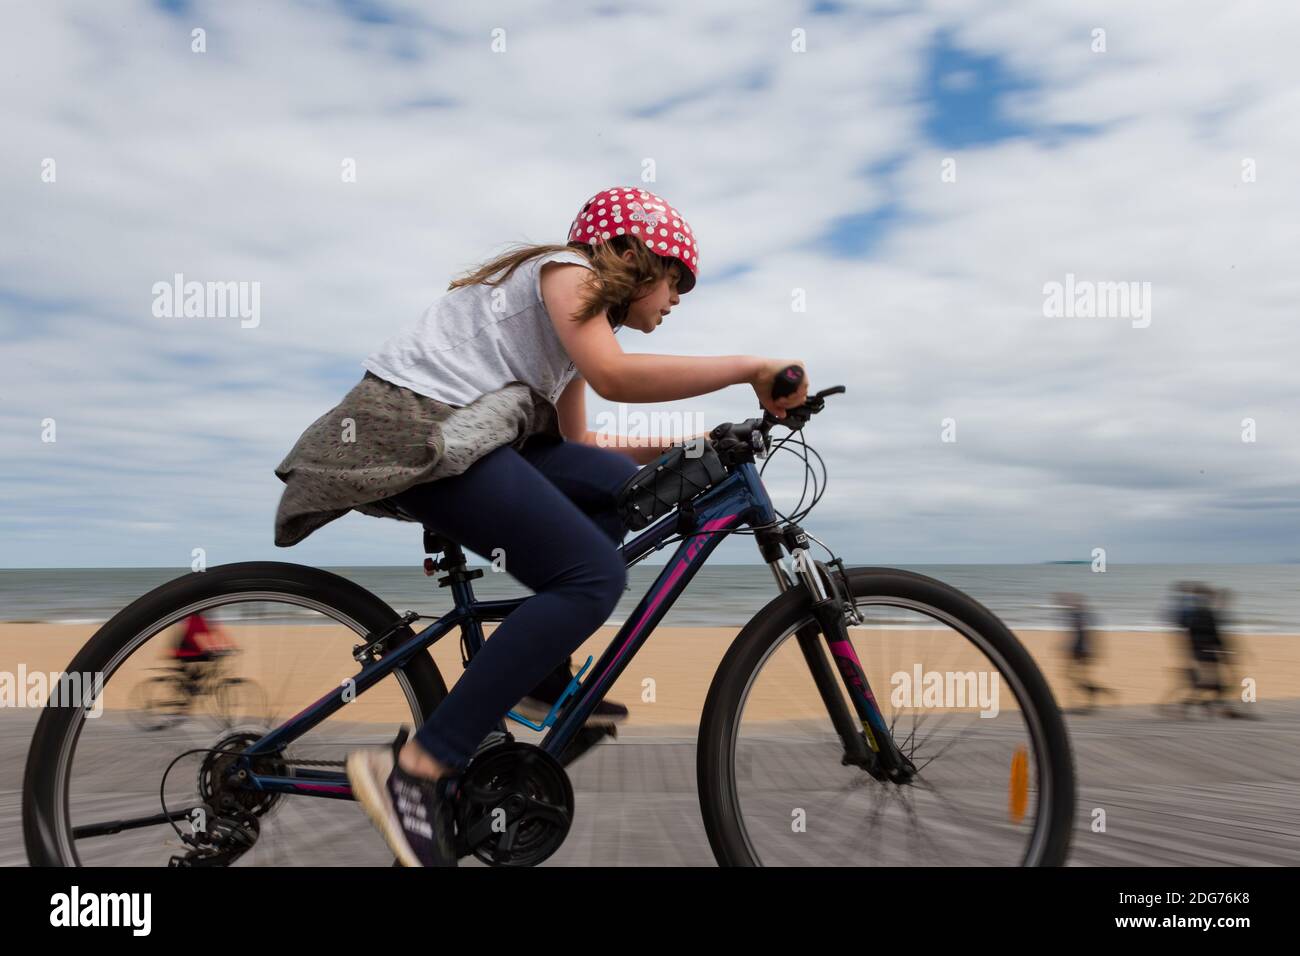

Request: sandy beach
left=2, top=622, right=1297, bottom=727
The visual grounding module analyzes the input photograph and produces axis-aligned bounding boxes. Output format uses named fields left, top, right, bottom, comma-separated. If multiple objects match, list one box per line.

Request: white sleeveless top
left=362, top=250, right=599, bottom=407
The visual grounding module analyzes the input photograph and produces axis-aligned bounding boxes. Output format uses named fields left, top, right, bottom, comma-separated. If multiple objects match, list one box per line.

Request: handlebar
left=771, top=363, right=805, bottom=402
left=709, top=364, right=845, bottom=467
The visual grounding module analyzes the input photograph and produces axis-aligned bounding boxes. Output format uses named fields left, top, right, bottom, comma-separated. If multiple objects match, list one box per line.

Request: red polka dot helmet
left=567, top=186, right=699, bottom=293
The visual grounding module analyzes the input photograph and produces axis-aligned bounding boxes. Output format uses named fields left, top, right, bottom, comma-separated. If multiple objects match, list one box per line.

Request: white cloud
left=1, top=0, right=1297, bottom=567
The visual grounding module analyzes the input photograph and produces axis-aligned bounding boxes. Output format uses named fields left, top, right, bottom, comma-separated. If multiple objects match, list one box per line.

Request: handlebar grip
left=771, top=364, right=804, bottom=401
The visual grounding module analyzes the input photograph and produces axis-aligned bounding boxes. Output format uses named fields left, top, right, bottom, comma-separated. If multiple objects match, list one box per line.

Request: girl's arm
left=555, top=377, right=704, bottom=465
left=542, top=264, right=803, bottom=418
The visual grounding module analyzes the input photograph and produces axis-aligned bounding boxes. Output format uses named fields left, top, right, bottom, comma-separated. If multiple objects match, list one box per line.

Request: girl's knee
left=586, top=550, right=627, bottom=612
left=594, top=552, right=627, bottom=610
left=560, top=550, right=626, bottom=620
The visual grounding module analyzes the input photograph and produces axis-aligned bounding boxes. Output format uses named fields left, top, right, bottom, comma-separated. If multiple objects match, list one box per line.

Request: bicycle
left=1154, top=649, right=1254, bottom=720
left=126, top=649, right=267, bottom=733
left=23, top=367, right=1076, bottom=867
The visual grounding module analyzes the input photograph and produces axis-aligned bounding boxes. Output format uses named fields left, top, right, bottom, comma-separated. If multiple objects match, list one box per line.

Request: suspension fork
left=760, top=526, right=914, bottom=779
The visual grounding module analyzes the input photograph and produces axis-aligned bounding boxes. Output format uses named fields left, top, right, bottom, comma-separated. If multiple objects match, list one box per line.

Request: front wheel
left=698, top=567, right=1076, bottom=866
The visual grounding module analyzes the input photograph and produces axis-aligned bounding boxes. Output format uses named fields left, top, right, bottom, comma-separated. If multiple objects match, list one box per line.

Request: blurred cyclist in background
left=1168, top=583, right=1250, bottom=718
left=1183, top=584, right=1229, bottom=714
left=172, top=612, right=236, bottom=686
left=1208, top=587, right=1254, bottom=718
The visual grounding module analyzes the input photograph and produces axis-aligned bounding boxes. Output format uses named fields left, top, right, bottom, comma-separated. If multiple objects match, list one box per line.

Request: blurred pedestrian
left=1055, top=592, right=1113, bottom=714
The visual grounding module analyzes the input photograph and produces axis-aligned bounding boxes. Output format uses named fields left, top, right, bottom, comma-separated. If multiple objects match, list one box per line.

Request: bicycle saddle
left=422, top=526, right=454, bottom=556
left=380, top=499, right=457, bottom=556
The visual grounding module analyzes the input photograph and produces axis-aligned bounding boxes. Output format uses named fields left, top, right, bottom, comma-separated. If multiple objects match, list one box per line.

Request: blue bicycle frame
left=238, top=461, right=779, bottom=799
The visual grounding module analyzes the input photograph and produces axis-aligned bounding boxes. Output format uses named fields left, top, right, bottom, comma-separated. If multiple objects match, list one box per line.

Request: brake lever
left=764, top=384, right=844, bottom=428
left=764, top=406, right=814, bottom=430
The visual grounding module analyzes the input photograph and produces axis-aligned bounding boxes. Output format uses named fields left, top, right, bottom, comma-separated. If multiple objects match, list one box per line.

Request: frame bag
left=617, top=438, right=728, bottom=531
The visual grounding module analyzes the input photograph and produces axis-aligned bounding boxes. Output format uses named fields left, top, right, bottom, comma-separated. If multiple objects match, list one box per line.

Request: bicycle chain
left=280, top=757, right=345, bottom=768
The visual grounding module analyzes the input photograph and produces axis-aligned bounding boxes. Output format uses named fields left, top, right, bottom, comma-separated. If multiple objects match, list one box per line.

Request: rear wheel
left=23, top=562, right=448, bottom=867
left=698, top=567, right=1075, bottom=866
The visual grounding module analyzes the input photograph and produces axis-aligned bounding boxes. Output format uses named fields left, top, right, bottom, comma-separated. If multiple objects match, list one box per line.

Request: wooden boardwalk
left=2, top=700, right=1297, bottom=866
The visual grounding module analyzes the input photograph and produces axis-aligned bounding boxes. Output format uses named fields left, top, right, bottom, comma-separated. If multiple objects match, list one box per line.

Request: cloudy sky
left=2, top=0, right=1298, bottom=569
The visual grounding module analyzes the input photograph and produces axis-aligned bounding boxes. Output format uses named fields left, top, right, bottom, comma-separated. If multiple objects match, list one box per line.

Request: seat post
left=422, top=528, right=483, bottom=599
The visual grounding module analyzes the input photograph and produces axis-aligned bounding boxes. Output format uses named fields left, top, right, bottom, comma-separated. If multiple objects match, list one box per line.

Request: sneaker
left=346, top=730, right=458, bottom=867
left=516, top=658, right=628, bottom=727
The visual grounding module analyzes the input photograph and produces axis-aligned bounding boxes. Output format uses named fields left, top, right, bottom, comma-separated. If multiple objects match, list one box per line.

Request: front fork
left=760, top=525, right=916, bottom=783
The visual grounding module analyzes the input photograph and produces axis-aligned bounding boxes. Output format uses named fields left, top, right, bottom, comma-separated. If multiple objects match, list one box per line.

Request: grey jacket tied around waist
left=273, top=374, right=560, bottom=547
left=273, top=249, right=597, bottom=547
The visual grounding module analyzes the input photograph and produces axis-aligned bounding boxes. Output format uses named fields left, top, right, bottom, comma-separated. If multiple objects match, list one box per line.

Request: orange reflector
left=1009, top=747, right=1029, bottom=823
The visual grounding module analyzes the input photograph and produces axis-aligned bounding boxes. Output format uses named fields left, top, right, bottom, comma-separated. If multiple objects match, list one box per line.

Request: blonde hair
left=448, top=236, right=680, bottom=326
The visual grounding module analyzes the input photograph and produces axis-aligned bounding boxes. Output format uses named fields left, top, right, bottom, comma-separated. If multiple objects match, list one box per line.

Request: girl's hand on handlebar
left=752, top=359, right=808, bottom=418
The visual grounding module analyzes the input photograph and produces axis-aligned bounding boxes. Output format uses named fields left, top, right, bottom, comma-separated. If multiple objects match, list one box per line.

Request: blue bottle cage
left=505, top=655, right=595, bottom=732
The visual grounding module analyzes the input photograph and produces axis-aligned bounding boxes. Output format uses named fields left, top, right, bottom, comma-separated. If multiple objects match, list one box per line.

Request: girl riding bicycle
left=273, top=186, right=807, bottom=866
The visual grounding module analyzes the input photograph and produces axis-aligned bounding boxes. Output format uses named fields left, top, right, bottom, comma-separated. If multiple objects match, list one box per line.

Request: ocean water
left=2, top=564, right=1298, bottom=632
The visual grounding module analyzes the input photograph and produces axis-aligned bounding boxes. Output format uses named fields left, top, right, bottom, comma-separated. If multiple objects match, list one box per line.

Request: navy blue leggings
left=387, top=434, right=637, bottom=769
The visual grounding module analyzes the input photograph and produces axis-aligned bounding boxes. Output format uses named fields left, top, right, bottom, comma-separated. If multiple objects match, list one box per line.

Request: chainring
left=456, top=740, right=574, bottom=867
